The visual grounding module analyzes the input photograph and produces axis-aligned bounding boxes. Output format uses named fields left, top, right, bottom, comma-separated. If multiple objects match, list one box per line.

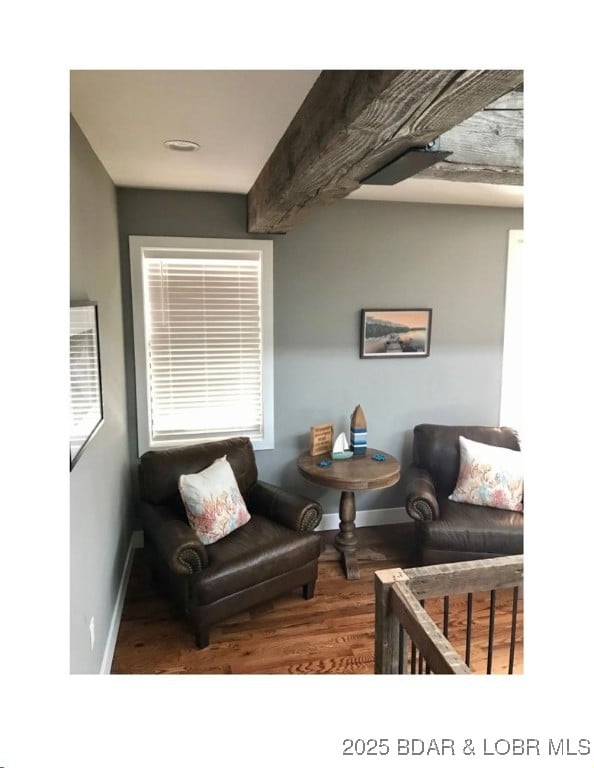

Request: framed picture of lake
left=360, top=308, right=432, bottom=358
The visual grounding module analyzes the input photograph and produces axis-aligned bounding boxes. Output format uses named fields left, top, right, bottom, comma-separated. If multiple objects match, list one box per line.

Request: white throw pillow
left=179, top=456, right=251, bottom=544
left=448, top=436, right=523, bottom=512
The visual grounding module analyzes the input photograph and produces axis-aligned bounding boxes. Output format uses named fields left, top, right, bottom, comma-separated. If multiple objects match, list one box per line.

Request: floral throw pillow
left=448, top=436, right=523, bottom=512
left=179, top=456, right=251, bottom=544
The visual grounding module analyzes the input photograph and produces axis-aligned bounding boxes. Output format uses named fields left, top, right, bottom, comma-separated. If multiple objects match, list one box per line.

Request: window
left=500, top=229, right=523, bottom=433
left=130, top=236, right=274, bottom=455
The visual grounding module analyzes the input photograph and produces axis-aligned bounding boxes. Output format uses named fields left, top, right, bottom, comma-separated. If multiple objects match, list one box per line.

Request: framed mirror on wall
left=70, top=301, right=104, bottom=469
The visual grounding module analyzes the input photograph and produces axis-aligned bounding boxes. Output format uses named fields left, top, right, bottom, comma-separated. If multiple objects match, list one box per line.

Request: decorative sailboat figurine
left=331, top=431, right=353, bottom=460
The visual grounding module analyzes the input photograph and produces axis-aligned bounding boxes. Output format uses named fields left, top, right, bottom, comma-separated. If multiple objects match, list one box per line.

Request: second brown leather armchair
left=405, top=424, right=523, bottom=565
left=139, top=437, right=323, bottom=648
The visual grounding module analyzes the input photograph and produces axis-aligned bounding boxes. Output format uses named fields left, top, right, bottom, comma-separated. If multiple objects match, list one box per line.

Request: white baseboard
left=316, top=506, right=408, bottom=531
left=100, top=529, right=144, bottom=674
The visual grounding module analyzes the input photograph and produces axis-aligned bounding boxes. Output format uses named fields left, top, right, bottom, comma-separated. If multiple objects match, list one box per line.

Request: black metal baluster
left=411, top=642, right=417, bottom=674
left=486, top=589, right=497, bottom=674
left=508, top=586, right=519, bottom=674
left=443, top=596, right=450, bottom=639
left=465, top=593, right=473, bottom=667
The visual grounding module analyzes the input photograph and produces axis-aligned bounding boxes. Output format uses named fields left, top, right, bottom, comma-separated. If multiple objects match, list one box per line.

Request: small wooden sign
left=310, top=423, right=334, bottom=456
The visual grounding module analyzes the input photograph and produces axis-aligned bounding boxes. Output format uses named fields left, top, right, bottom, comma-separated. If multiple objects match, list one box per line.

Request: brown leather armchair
left=405, top=424, right=523, bottom=565
left=139, top=436, right=323, bottom=648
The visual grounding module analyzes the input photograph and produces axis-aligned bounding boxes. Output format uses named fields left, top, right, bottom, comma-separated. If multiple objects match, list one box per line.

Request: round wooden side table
left=297, top=449, right=400, bottom=579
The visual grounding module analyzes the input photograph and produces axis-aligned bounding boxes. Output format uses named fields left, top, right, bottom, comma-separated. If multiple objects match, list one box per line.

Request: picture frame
left=70, top=301, right=104, bottom=469
left=360, top=308, right=432, bottom=358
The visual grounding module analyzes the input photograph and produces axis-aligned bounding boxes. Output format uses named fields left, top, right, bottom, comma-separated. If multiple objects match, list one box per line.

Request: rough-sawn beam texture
left=247, top=69, right=523, bottom=234
left=418, top=90, right=523, bottom=185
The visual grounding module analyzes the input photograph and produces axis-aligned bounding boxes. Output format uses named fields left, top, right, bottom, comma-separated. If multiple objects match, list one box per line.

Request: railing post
left=375, top=556, right=522, bottom=675
left=374, top=568, right=408, bottom=674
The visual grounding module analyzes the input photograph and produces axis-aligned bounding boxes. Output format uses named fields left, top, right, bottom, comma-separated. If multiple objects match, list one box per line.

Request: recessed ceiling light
left=163, top=139, right=200, bottom=152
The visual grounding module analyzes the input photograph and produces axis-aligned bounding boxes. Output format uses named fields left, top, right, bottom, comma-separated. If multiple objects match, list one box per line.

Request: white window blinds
left=130, top=237, right=274, bottom=454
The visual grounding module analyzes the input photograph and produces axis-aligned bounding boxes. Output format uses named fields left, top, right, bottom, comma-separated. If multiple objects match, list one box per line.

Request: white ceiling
left=70, top=70, right=523, bottom=208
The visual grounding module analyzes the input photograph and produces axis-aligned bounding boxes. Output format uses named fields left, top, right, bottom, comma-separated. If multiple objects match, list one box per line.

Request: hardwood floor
left=110, top=524, right=523, bottom=675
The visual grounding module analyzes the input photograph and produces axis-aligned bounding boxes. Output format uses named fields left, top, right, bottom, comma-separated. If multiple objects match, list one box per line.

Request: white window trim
left=129, top=235, right=274, bottom=456
left=500, top=229, right=523, bottom=433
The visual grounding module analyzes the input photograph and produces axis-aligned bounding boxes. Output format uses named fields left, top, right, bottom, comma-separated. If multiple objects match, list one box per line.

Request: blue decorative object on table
left=350, top=404, right=367, bottom=455
left=317, top=459, right=333, bottom=467
left=372, top=453, right=386, bottom=461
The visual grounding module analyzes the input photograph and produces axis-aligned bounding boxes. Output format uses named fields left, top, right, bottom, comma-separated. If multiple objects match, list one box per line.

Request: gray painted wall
left=117, top=189, right=522, bottom=519
left=70, top=117, right=133, bottom=673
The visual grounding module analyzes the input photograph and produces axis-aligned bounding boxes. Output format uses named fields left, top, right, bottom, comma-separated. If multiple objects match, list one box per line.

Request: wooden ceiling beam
left=247, top=69, right=523, bottom=234
left=417, top=90, right=523, bottom=185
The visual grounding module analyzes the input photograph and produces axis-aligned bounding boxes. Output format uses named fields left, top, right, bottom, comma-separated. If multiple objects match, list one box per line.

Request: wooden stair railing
left=375, top=555, right=524, bottom=674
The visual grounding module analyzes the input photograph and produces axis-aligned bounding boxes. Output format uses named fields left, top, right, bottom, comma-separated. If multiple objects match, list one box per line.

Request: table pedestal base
left=334, top=490, right=360, bottom=580
left=298, top=447, right=400, bottom=582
